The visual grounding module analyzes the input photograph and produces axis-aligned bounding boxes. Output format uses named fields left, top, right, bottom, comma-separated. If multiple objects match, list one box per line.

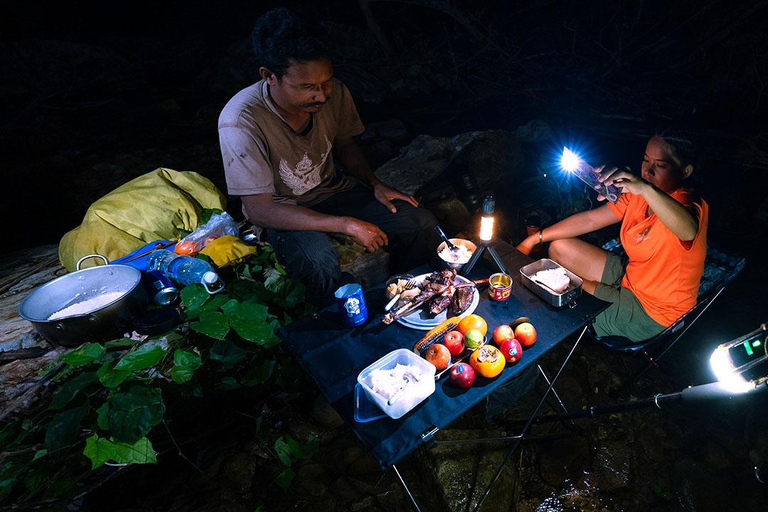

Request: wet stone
left=538, top=436, right=591, bottom=486
left=418, top=428, right=519, bottom=511
left=672, top=459, right=737, bottom=512
left=591, top=441, right=631, bottom=491
left=312, top=395, right=345, bottom=429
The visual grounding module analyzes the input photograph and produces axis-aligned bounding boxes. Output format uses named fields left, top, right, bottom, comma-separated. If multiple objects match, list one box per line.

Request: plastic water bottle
left=148, top=249, right=224, bottom=294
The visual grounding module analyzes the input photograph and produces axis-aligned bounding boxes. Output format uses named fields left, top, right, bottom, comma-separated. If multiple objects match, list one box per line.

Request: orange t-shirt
left=607, top=188, right=708, bottom=326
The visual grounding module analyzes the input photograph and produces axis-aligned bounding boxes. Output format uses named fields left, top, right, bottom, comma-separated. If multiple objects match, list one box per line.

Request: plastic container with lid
left=357, top=349, right=436, bottom=419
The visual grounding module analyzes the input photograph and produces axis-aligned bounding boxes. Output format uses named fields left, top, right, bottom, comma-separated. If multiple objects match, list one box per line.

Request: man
left=219, top=8, right=438, bottom=303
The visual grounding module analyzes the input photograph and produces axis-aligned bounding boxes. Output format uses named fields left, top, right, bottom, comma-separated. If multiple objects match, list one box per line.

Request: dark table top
left=278, top=241, right=609, bottom=469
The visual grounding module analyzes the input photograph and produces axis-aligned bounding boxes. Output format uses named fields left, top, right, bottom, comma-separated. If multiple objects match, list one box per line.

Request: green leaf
left=181, top=284, right=211, bottom=314
left=200, top=208, right=223, bottom=224
left=170, top=349, right=202, bottom=384
left=45, top=400, right=89, bottom=451
left=97, top=362, right=131, bottom=389
left=217, top=376, right=240, bottom=390
left=83, top=434, right=157, bottom=469
left=60, top=343, right=106, bottom=367
left=183, top=292, right=230, bottom=321
left=96, top=403, right=110, bottom=430
left=31, top=449, right=47, bottom=462
left=241, top=358, right=275, bottom=386
left=104, top=338, right=138, bottom=350
left=209, top=339, right=246, bottom=368
left=221, top=300, right=272, bottom=343
left=274, top=467, right=294, bottom=490
left=190, top=310, right=230, bottom=340
left=49, top=371, right=99, bottom=410
left=274, top=435, right=317, bottom=467
left=114, top=343, right=169, bottom=372
left=107, top=385, right=165, bottom=443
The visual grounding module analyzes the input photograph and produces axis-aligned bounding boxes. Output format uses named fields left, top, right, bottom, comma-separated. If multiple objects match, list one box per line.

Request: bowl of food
left=437, top=238, right=477, bottom=270
left=385, top=273, right=415, bottom=300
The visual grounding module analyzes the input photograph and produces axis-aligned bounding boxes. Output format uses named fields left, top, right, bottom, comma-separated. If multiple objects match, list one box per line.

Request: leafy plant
left=0, top=241, right=315, bottom=507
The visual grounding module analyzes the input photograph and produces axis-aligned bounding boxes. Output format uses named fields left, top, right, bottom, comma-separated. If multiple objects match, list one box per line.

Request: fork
left=384, top=277, right=420, bottom=311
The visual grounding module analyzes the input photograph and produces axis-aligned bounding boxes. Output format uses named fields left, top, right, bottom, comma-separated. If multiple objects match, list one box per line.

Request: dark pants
left=266, top=185, right=440, bottom=304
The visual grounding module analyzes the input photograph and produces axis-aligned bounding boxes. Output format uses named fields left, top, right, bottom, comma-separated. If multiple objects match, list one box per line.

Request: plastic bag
left=174, top=212, right=239, bottom=256
left=200, top=235, right=258, bottom=267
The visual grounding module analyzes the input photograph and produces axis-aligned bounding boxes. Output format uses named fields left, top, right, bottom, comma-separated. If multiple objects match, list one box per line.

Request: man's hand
left=373, top=182, right=418, bottom=213
left=345, top=218, right=389, bottom=252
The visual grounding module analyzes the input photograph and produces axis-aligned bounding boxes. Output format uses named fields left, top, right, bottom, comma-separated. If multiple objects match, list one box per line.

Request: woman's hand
left=597, top=166, right=649, bottom=197
left=373, top=182, right=419, bottom=213
left=345, top=218, right=389, bottom=252
left=516, top=234, right=538, bottom=256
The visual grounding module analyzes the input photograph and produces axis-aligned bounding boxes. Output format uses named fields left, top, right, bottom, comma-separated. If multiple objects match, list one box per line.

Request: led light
left=709, top=326, right=768, bottom=394
left=561, top=147, right=582, bottom=172
left=710, top=345, right=756, bottom=394
left=479, top=216, right=494, bottom=242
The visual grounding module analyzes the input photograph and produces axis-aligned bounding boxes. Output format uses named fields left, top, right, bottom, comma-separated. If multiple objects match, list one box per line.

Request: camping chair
left=592, top=239, right=746, bottom=376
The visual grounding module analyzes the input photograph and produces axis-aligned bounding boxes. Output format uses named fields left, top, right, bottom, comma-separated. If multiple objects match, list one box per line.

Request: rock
left=312, top=395, right=345, bottom=429
left=591, top=441, right=631, bottom=491
left=514, top=119, right=556, bottom=143
left=375, top=130, right=523, bottom=202
left=217, top=452, right=258, bottom=496
left=539, top=436, right=591, bottom=486
left=671, top=459, right=736, bottom=512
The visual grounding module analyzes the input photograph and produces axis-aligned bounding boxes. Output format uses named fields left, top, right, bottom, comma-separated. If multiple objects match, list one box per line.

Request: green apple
left=464, top=329, right=485, bottom=349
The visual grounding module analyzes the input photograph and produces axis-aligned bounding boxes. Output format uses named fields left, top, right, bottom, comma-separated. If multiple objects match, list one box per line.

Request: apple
left=443, top=330, right=464, bottom=356
left=449, top=362, right=475, bottom=388
left=514, top=322, right=537, bottom=347
left=464, top=329, right=485, bottom=349
left=498, top=338, right=523, bottom=363
left=492, top=324, right=515, bottom=345
left=425, top=343, right=451, bottom=370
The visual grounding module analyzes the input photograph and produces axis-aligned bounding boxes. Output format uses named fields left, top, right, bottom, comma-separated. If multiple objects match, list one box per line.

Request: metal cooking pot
left=19, top=255, right=148, bottom=347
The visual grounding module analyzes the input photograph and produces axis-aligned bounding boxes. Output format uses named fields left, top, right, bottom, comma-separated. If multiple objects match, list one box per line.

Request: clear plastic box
left=357, top=349, right=436, bottom=419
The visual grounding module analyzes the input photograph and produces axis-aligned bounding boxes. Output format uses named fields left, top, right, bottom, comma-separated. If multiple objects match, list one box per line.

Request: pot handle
left=76, top=254, right=110, bottom=270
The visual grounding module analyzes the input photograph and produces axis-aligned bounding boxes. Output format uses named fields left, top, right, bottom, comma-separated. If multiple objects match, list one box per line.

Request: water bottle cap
left=202, top=271, right=218, bottom=285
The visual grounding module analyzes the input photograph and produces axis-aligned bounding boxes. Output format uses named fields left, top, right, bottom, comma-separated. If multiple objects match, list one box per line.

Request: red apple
left=443, top=330, right=464, bottom=356
left=514, top=322, right=537, bottom=347
left=449, top=362, right=475, bottom=388
left=425, top=344, right=451, bottom=370
left=498, top=338, right=523, bottom=363
left=492, top=324, right=515, bottom=345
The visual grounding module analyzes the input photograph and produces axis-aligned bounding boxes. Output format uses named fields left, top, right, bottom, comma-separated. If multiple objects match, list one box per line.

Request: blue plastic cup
left=334, top=283, right=369, bottom=327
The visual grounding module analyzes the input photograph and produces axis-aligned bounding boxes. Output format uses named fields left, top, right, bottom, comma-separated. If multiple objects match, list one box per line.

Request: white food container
left=357, top=349, right=436, bottom=419
left=519, top=258, right=583, bottom=307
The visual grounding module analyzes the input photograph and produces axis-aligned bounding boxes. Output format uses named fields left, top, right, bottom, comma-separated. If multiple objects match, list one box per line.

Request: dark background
left=2, top=0, right=767, bottom=257
left=3, top=2, right=768, bottom=510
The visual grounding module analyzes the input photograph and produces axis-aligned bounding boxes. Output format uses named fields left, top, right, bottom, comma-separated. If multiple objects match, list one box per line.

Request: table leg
left=393, top=464, right=422, bottom=512
left=472, top=325, right=590, bottom=512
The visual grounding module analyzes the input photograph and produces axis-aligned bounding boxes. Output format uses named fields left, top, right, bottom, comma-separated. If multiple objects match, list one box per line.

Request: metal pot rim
left=19, top=264, right=142, bottom=323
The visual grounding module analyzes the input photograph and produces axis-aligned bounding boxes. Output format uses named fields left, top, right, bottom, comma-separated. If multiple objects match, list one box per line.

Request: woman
left=517, top=130, right=708, bottom=342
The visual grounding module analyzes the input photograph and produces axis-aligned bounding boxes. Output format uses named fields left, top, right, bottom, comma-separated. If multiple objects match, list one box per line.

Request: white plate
left=395, top=273, right=480, bottom=331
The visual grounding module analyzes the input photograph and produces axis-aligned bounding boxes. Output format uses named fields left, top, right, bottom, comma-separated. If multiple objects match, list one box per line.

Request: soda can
left=334, top=283, right=369, bottom=327
left=489, top=272, right=512, bottom=301
left=143, top=271, right=179, bottom=306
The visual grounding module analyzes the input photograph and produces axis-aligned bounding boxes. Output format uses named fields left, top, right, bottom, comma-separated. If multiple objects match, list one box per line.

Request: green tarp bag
left=59, top=168, right=226, bottom=271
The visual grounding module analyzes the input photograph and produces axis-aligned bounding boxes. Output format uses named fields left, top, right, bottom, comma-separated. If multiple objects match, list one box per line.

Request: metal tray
left=519, top=259, right=582, bottom=308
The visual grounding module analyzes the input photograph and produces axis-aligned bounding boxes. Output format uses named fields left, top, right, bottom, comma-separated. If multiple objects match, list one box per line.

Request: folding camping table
left=278, top=241, right=609, bottom=510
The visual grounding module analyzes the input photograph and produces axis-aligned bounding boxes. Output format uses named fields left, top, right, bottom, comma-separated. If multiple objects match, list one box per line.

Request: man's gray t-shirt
left=218, top=78, right=365, bottom=209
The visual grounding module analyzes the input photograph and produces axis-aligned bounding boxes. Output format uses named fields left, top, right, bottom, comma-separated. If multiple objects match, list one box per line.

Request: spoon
left=435, top=226, right=461, bottom=254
